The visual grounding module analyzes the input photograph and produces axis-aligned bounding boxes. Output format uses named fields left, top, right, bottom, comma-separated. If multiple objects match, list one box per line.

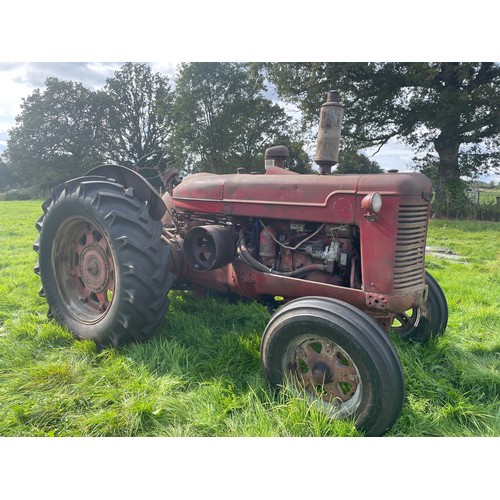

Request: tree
left=0, top=154, right=17, bottom=190
left=5, top=77, right=107, bottom=187
left=102, top=63, right=175, bottom=186
left=170, top=62, right=307, bottom=174
left=261, top=63, right=500, bottom=217
left=336, top=150, right=384, bottom=174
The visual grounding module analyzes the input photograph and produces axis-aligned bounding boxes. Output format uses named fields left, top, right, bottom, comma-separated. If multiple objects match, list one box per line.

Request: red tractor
left=34, top=91, right=448, bottom=436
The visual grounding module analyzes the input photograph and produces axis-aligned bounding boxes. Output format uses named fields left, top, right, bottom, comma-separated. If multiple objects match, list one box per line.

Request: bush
left=0, top=190, right=35, bottom=201
left=431, top=199, right=500, bottom=222
left=473, top=201, right=500, bottom=222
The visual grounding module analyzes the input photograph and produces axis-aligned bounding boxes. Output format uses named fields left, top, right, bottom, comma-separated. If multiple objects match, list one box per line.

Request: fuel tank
left=172, top=166, right=432, bottom=224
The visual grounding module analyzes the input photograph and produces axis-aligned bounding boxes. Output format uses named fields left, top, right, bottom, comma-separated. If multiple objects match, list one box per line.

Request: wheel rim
left=283, top=335, right=363, bottom=418
left=391, top=307, right=421, bottom=335
left=53, top=217, right=115, bottom=323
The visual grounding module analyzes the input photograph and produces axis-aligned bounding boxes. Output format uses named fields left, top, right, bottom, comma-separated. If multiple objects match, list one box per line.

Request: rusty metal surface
left=180, top=260, right=426, bottom=317
left=172, top=171, right=431, bottom=303
left=265, top=145, right=289, bottom=169
left=172, top=171, right=431, bottom=222
left=54, top=218, right=115, bottom=319
left=288, top=337, right=359, bottom=403
left=314, top=90, right=344, bottom=175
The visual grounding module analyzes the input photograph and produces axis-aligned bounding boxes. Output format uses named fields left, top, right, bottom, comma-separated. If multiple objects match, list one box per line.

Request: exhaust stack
left=314, top=90, right=344, bottom=175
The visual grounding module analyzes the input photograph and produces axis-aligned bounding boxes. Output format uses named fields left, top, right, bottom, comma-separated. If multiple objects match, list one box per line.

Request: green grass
left=0, top=201, right=498, bottom=436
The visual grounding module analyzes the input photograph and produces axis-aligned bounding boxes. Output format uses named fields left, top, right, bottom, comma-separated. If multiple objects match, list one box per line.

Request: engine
left=162, top=202, right=363, bottom=297
left=241, top=219, right=359, bottom=287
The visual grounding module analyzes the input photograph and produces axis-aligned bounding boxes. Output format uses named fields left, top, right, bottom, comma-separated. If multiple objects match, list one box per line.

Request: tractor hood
left=172, top=167, right=433, bottom=224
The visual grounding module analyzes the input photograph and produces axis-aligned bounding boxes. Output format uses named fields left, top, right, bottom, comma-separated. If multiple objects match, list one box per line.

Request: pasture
left=0, top=201, right=498, bottom=437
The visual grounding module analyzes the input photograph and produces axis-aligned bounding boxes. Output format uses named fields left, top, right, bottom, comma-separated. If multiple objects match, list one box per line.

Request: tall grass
left=0, top=201, right=498, bottom=436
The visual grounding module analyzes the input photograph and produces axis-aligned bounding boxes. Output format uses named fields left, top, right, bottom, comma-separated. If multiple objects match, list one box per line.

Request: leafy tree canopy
left=336, top=150, right=384, bottom=174
left=170, top=62, right=308, bottom=174
left=102, top=63, right=175, bottom=186
left=0, top=154, right=18, bottom=190
left=4, top=64, right=176, bottom=189
left=4, top=77, right=107, bottom=187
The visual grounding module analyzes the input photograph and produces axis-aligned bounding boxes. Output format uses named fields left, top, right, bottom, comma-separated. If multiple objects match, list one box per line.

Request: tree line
left=1, top=62, right=499, bottom=217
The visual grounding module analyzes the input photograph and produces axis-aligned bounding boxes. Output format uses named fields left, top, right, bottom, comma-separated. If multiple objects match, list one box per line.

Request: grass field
left=0, top=200, right=498, bottom=437
left=478, top=188, right=500, bottom=204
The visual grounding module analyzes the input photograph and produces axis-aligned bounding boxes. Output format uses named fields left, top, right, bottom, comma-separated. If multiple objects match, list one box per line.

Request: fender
left=85, top=164, right=166, bottom=220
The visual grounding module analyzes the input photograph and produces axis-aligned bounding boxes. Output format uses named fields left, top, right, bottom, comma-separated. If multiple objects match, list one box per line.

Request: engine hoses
left=237, top=230, right=327, bottom=277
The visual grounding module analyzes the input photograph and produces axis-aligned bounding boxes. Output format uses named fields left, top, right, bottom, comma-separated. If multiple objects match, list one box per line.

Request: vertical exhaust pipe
left=314, top=91, right=344, bottom=175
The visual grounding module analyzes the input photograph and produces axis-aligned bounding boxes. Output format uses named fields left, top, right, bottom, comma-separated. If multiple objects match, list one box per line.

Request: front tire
left=391, top=271, right=448, bottom=343
left=34, top=177, right=174, bottom=347
left=260, top=297, right=405, bottom=436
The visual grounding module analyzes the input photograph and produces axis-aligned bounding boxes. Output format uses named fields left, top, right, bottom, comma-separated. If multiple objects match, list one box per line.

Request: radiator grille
left=393, top=204, right=428, bottom=290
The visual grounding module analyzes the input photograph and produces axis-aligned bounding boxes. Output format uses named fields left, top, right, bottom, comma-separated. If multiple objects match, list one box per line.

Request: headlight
left=361, top=192, right=383, bottom=214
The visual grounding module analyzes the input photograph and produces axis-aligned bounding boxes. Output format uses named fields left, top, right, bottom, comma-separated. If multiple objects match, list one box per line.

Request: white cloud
left=0, top=64, right=34, bottom=139
left=361, top=138, right=416, bottom=172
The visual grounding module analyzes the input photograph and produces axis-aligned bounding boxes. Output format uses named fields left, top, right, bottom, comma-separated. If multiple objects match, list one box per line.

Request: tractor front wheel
left=391, top=271, right=448, bottom=343
left=34, top=177, right=174, bottom=347
left=260, top=296, right=405, bottom=436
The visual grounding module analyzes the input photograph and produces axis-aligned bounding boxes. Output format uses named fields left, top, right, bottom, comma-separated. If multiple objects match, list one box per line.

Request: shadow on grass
left=120, top=291, right=267, bottom=393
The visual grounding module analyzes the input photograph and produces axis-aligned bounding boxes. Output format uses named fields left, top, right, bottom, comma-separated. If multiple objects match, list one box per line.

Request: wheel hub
left=292, top=338, right=359, bottom=403
left=311, top=361, right=333, bottom=384
left=79, top=244, right=110, bottom=293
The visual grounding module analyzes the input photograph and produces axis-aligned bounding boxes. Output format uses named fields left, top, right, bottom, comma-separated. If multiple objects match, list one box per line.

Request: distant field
left=477, top=189, right=500, bottom=204
left=0, top=200, right=499, bottom=437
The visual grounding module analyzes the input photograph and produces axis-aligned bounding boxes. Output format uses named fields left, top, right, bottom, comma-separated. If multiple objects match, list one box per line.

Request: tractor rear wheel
left=260, top=296, right=405, bottom=436
left=391, top=271, right=448, bottom=343
left=34, top=177, right=174, bottom=347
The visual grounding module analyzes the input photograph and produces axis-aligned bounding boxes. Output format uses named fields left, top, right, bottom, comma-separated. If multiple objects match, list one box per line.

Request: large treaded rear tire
left=34, top=177, right=174, bottom=347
